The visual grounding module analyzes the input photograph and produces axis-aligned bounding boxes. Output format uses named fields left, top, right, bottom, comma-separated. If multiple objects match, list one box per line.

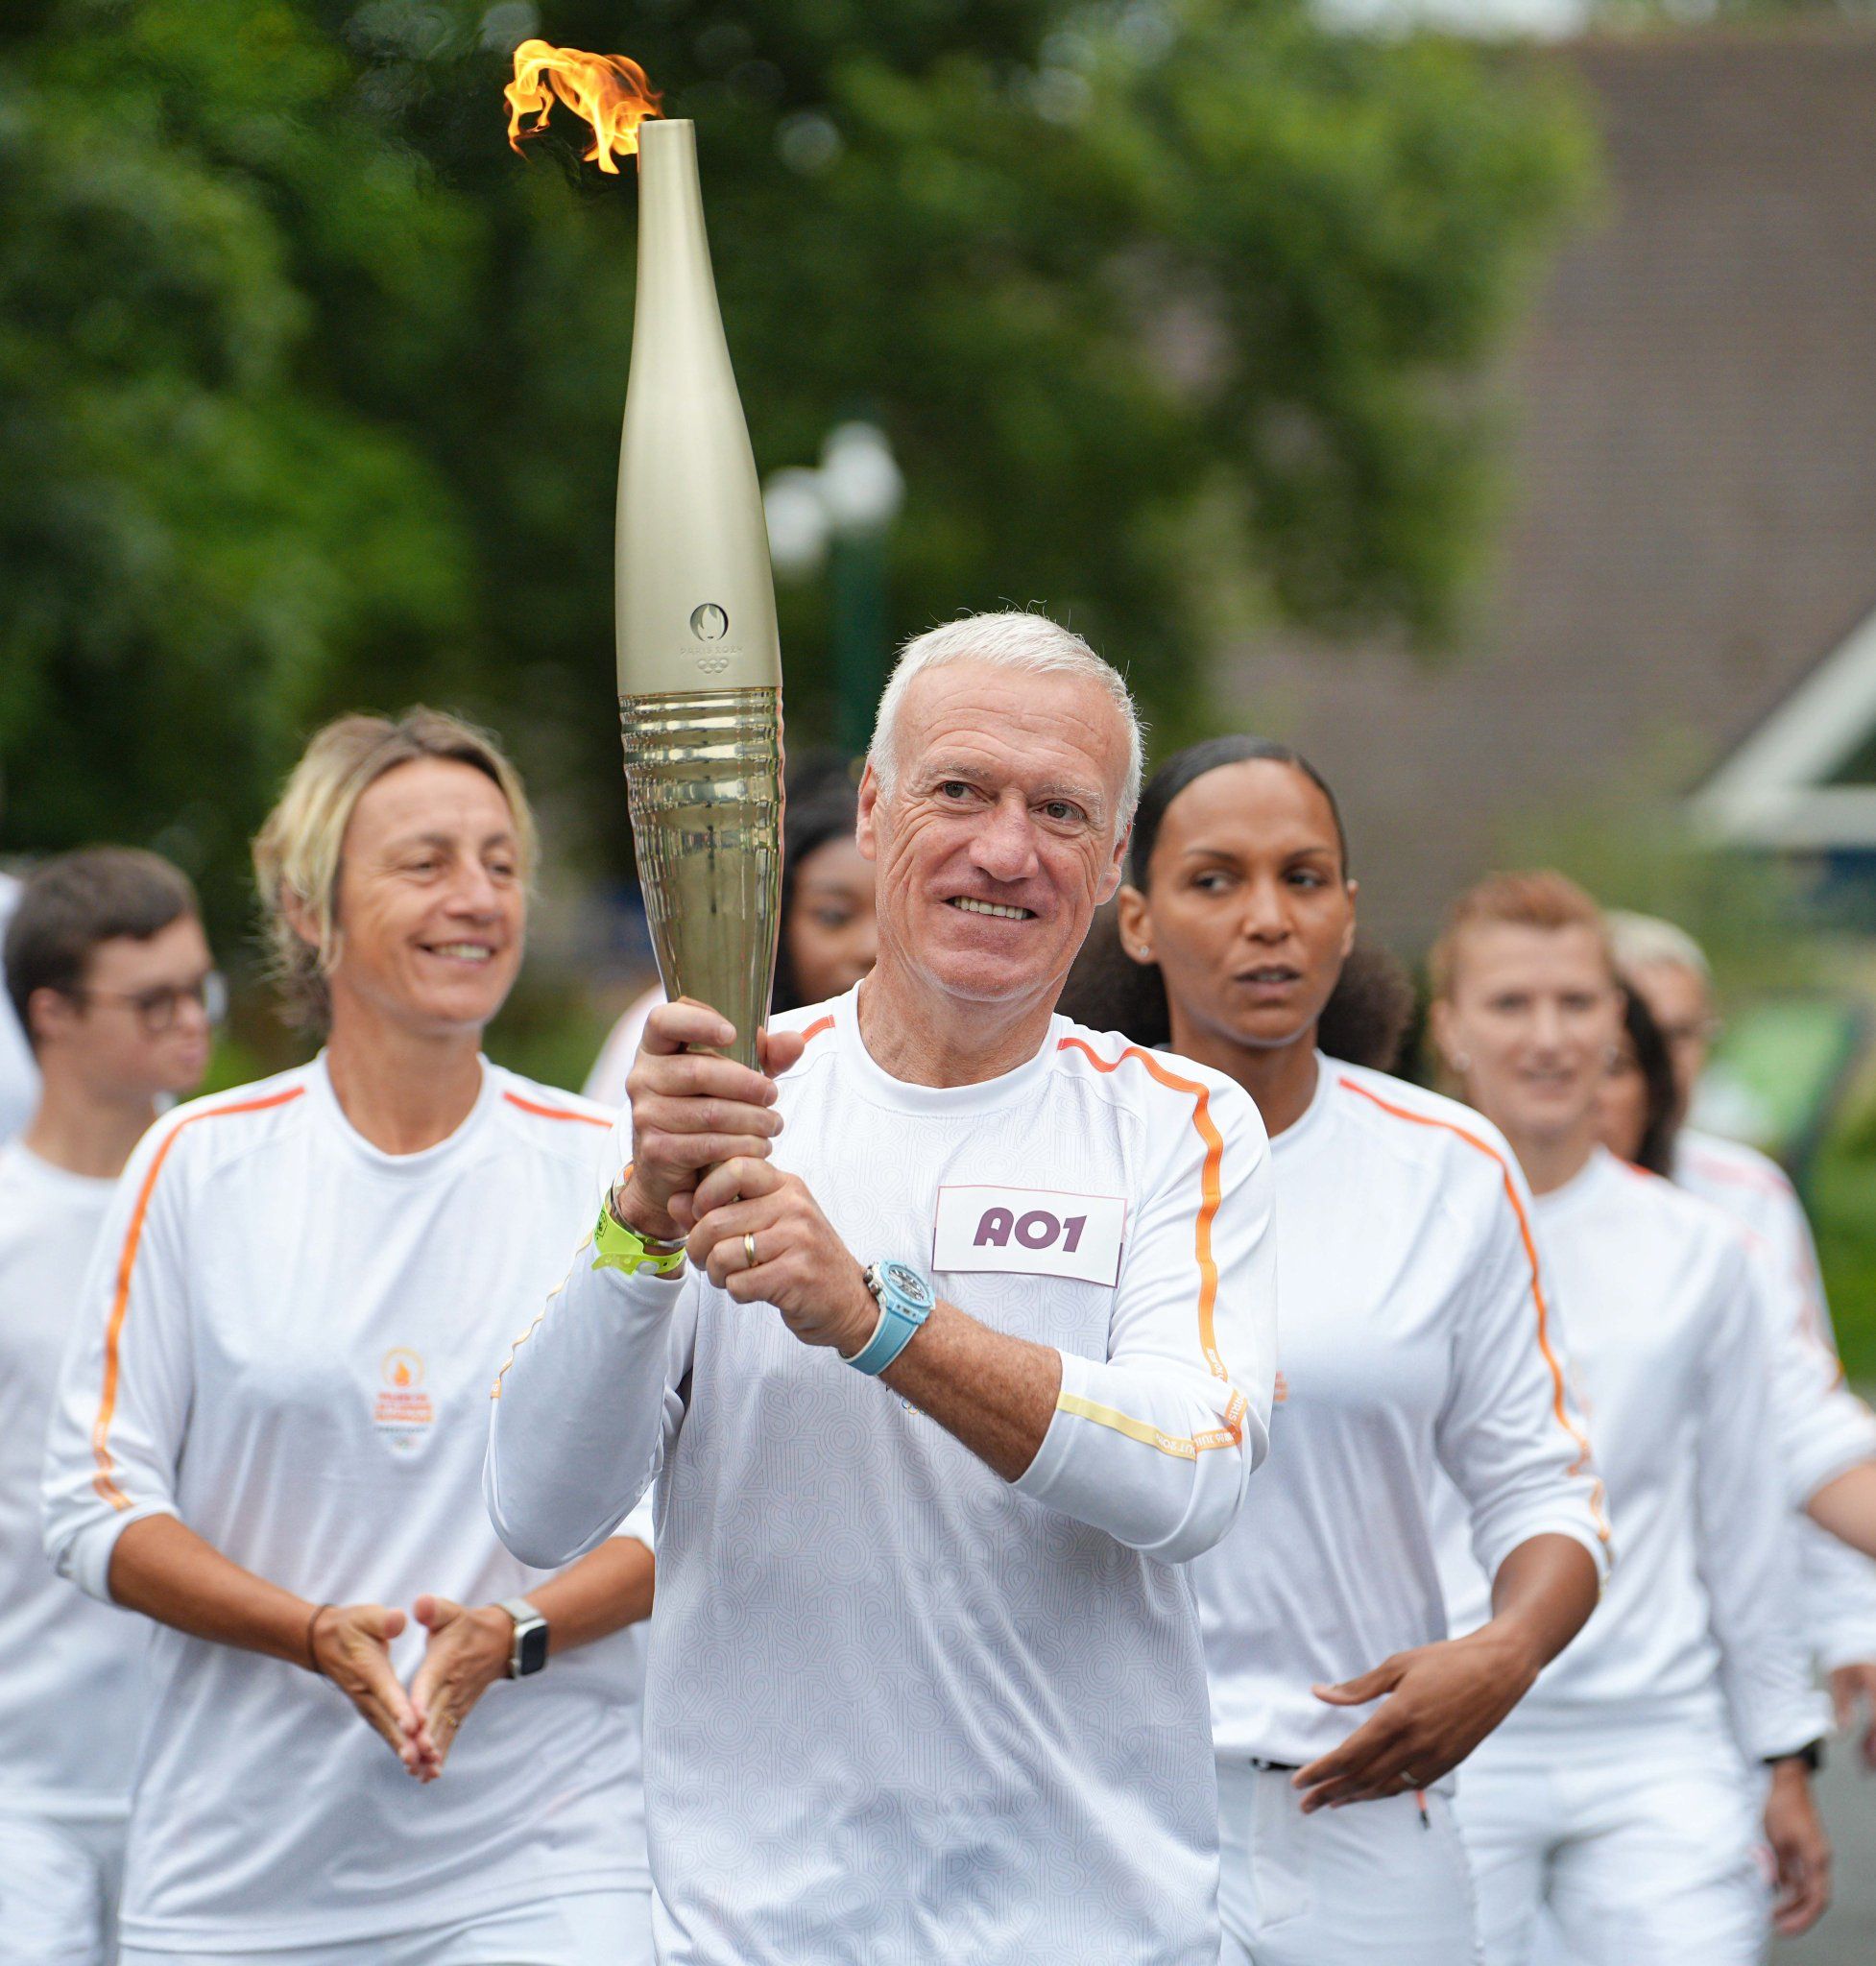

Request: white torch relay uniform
left=1193, top=1061, right=1609, bottom=1966
left=41, top=1059, right=657, bottom=1965
left=0, top=873, right=41, bottom=1142
left=1675, top=1128, right=1876, bottom=1679
left=0, top=1142, right=144, bottom=1966
left=488, top=986, right=1279, bottom=1966
left=1441, top=1148, right=1826, bottom=1966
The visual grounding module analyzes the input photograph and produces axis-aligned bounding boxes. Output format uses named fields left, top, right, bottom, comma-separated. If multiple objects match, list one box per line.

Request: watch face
left=880, top=1260, right=936, bottom=1311
left=517, top=1620, right=550, bottom=1677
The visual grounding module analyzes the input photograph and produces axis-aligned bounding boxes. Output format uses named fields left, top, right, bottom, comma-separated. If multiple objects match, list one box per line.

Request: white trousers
left=1215, top=1761, right=1480, bottom=1965
left=0, top=1810, right=125, bottom=1966
left=115, top=1884, right=656, bottom=1966
left=1455, top=1723, right=1768, bottom=1966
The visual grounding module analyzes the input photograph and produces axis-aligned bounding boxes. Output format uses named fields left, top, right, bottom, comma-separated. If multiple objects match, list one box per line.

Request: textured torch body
left=616, top=118, right=782, bottom=1071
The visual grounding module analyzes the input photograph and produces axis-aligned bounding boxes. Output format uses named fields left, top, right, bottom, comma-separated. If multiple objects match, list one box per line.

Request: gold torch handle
left=620, top=685, right=782, bottom=1072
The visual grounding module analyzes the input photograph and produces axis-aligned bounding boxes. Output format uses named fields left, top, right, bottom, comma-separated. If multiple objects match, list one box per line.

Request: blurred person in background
left=0, top=859, right=42, bottom=1139
left=1061, top=738, right=1605, bottom=1966
left=1431, top=874, right=1830, bottom=1962
left=42, top=711, right=657, bottom=1966
left=0, top=849, right=215, bottom=1966
left=1593, top=987, right=1678, bottom=1178
left=1596, top=982, right=1876, bottom=1550
left=584, top=755, right=876, bottom=1107
left=1611, top=909, right=1876, bottom=1763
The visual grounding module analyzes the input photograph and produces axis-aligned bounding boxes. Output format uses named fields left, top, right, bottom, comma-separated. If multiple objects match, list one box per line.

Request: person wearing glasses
left=42, top=712, right=658, bottom=1966
left=0, top=848, right=217, bottom=1966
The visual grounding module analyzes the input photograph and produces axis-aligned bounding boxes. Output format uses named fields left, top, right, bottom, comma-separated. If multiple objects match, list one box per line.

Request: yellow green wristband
left=591, top=1202, right=686, bottom=1278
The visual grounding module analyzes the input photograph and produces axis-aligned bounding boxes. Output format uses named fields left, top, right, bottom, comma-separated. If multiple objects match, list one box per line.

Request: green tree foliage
left=1, top=0, right=1592, bottom=931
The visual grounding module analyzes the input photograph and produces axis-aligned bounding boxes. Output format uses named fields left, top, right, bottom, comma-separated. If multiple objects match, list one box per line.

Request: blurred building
left=1224, top=29, right=1876, bottom=946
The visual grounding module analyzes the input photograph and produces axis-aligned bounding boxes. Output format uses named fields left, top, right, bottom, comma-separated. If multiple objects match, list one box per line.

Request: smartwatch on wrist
left=591, top=1199, right=686, bottom=1279
left=500, top=1597, right=549, bottom=1679
left=845, top=1260, right=937, bottom=1377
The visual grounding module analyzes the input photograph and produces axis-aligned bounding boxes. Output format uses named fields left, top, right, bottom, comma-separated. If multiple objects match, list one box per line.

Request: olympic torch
left=615, top=118, right=782, bottom=1072
left=504, top=48, right=782, bottom=1070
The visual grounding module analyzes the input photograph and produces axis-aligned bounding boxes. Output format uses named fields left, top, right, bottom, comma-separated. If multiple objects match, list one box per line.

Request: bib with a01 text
left=932, top=1185, right=1128, bottom=1286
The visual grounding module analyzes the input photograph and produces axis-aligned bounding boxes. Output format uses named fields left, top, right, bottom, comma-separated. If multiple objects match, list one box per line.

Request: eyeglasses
left=70, top=971, right=228, bottom=1035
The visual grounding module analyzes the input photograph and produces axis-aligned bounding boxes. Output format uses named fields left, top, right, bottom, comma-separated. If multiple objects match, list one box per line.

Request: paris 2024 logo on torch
left=688, top=602, right=732, bottom=676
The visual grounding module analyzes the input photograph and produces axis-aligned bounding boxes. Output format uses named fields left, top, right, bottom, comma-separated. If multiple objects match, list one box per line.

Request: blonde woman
left=43, top=712, right=657, bottom=1966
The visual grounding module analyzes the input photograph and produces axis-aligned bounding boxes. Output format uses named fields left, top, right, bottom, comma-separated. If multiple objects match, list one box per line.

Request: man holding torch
left=488, top=611, right=1278, bottom=1964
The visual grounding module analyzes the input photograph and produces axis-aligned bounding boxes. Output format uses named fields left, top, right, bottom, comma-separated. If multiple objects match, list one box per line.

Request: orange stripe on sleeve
left=502, top=1090, right=612, bottom=1128
left=1054, top=1037, right=1235, bottom=1425
left=1338, top=1077, right=1611, bottom=1545
left=91, top=1087, right=306, bottom=1511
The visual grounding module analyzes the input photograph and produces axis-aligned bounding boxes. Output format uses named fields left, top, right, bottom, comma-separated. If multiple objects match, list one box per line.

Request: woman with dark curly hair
left=1060, top=736, right=1606, bottom=1966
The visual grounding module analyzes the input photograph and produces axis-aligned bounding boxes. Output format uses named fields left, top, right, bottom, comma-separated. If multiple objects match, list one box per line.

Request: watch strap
left=846, top=1261, right=935, bottom=1377
left=499, top=1596, right=548, bottom=1679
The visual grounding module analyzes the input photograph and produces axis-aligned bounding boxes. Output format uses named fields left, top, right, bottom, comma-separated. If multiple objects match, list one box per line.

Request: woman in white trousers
left=1063, top=738, right=1608, bottom=1966
left=43, top=711, right=658, bottom=1966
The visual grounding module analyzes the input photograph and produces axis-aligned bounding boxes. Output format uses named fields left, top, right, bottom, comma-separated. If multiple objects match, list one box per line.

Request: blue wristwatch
left=846, top=1259, right=937, bottom=1377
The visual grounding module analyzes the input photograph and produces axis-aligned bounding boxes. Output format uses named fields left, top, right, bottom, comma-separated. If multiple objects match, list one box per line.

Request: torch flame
left=504, top=40, right=662, bottom=175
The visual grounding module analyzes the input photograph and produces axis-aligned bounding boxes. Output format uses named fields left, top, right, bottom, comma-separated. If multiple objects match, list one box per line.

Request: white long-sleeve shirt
left=42, top=1058, right=652, bottom=1954
left=0, top=875, right=40, bottom=1143
left=0, top=1143, right=145, bottom=1823
left=1676, top=1126, right=1876, bottom=1672
left=1193, top=1062, right=1608, bottom=1771
left=488, top=987, right=1279, bottom=1966
left=1442, top=1148, right=1823, bottom=1763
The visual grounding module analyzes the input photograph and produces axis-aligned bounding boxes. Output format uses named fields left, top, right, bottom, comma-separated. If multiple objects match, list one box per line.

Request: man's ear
left=26, top=984, right=77, bottom=1053
left=1095, top=822, right=1130, bottom=907
left=855, top=762, right=880, bottom=864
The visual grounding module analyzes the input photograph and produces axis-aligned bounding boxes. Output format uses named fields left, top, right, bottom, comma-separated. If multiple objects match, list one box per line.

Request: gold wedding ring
left=744, top=1232, right=759, bottom=1271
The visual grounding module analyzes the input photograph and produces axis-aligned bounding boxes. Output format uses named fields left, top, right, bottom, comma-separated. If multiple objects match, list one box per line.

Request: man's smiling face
left=857, top=659, right=1130, bottom=1012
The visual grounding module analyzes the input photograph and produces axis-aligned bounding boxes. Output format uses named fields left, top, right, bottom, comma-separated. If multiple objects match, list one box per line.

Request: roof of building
left=1221, top=29, right=1876, bottom=942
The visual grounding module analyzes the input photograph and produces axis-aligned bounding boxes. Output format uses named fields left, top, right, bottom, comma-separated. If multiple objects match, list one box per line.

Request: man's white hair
left=1606, top=910, right=1713, bottom=984
left=868, top=611, right=1144, bottom=834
